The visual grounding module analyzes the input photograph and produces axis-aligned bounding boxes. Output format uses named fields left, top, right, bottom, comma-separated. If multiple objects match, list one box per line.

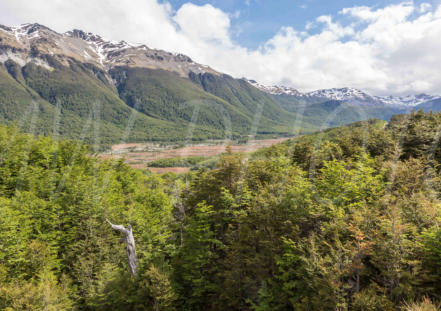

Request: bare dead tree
left=106, top=219, right=138, bottom=276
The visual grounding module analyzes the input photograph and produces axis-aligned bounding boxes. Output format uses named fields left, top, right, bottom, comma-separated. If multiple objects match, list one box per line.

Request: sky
left=167, top=0, right=437, bottom=49
left=1, top=0, right=441, bottom=95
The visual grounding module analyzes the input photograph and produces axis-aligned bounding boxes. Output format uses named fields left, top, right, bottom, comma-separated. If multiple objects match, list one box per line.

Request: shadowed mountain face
left=0, top=23, right=426, bottom=145
left=414, top=98, right=441, bottom=113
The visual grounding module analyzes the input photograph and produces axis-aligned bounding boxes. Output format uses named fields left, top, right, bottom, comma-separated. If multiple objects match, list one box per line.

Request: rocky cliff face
left=0, top=23, right=220, bottom=77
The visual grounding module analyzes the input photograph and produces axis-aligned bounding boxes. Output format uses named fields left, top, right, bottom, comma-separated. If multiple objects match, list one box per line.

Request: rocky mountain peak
left=67, top=29, right=91, bottom=40
left=247, top=79, right=441, bottom=107
left=244, top=79, right=302, bottom=96
left=0, top=23, right=219, bottom=77
left=307, top=87, right=373, bottom=101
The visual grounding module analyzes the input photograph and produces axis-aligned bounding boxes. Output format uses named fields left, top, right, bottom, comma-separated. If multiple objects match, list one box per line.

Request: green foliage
left=147, top=156, right=209, bottom=168
left=2, top=110, right=441, bottom=310
left=0, top=125, right=177, bottom=310
left=422, top=228, right=441, bottom=297
left=0, top=58, right=412, bottom=146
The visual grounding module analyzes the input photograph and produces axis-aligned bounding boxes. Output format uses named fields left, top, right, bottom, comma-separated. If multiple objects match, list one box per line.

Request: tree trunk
left=106, top=219, right=138, bottom=276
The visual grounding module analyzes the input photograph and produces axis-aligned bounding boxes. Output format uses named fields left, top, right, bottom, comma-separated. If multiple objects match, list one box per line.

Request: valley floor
left=100, top=137, right=291, bottom=172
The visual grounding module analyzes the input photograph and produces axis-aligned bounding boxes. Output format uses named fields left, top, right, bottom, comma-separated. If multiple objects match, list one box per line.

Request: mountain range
left=246, top=79, right=441, bottom=107
left=0, top=23, right=440, bottom=145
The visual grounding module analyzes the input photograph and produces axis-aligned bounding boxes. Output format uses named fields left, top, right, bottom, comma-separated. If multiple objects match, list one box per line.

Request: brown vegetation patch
left=100, top=137, right=291, bottom=173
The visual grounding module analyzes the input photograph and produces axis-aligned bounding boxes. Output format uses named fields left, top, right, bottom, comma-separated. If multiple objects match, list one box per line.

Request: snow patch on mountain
left=0, top=23, right=220, bottom=77
left=307, top=87, right=373, bottom=101
left=376, top=94, right=439, bottom=107
left=245, top=79, right=302, bottom=96
left=246, top=79, right=441, bottom=107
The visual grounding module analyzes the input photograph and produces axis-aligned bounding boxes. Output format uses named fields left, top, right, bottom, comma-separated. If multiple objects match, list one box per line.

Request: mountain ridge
left=0, top=22, right=435, bottom=145
left=0, top=23, right=221, bottom=77
left=5, top=22, right=437, bottom=107
left=0, top=23, right=304, bottom=144
left=245, top=78, right=441, bottom=107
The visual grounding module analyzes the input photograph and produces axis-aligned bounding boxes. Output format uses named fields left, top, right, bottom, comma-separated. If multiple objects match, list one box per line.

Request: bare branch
left=107, top=219, right=138, bottom=275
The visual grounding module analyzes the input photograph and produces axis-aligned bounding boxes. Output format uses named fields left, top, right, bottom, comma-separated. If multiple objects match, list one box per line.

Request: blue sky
left=166, top=0, right=439, bottom=48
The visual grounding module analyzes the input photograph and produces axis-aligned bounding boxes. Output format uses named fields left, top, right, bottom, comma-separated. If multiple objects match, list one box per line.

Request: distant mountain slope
left=247, top=79, right=441, bottom=108
left=1, top=56, right=202, bottom=144
left=0, top=62, right=55, bottom=131
left=111, top=67, right=254, bottom=134
left=189, top=72, right=308, bottom=132
left=0, top=23, right=298, bottom=143
left=0, top=23, right=436, bottom=145
left=414, top=98, right=441, bottom=112
left=273, top=97, right=406, bottom=129
left=248, top=79, right=441, bottom=127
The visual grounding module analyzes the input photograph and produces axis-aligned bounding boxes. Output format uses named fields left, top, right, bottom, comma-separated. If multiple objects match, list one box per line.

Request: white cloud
left=173, top=3, right=231, bottom=45
left=1, top=0, right=441, bottom=95
left=419, top=2, right=432, bottom=13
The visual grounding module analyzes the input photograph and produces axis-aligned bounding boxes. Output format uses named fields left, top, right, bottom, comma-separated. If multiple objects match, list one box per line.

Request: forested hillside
left=2, top=110, right=441, bottom=310
left=0, top=23, right=418, bottom=145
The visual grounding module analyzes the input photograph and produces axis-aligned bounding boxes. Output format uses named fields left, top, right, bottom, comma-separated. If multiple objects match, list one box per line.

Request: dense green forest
left=146, top=156, right=215, bottom=169
left=2, top=110, right=441, bottom=310
left=0, top=59, right=302, bottom=145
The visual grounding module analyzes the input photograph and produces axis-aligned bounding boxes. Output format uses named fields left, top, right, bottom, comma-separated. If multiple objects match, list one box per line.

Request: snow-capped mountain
left=246, top=79, right=303, bottom=96
left=307, top=87, right=373, bottom=102
left=0, top=23, right=219, bottom=77
left=245, top=79, right=374, bottom=101
left=375, top=94, right=440, bottom=107
left=246, top=79, right=441, bottom=107
left=2, top=23, right=440, bottom=109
